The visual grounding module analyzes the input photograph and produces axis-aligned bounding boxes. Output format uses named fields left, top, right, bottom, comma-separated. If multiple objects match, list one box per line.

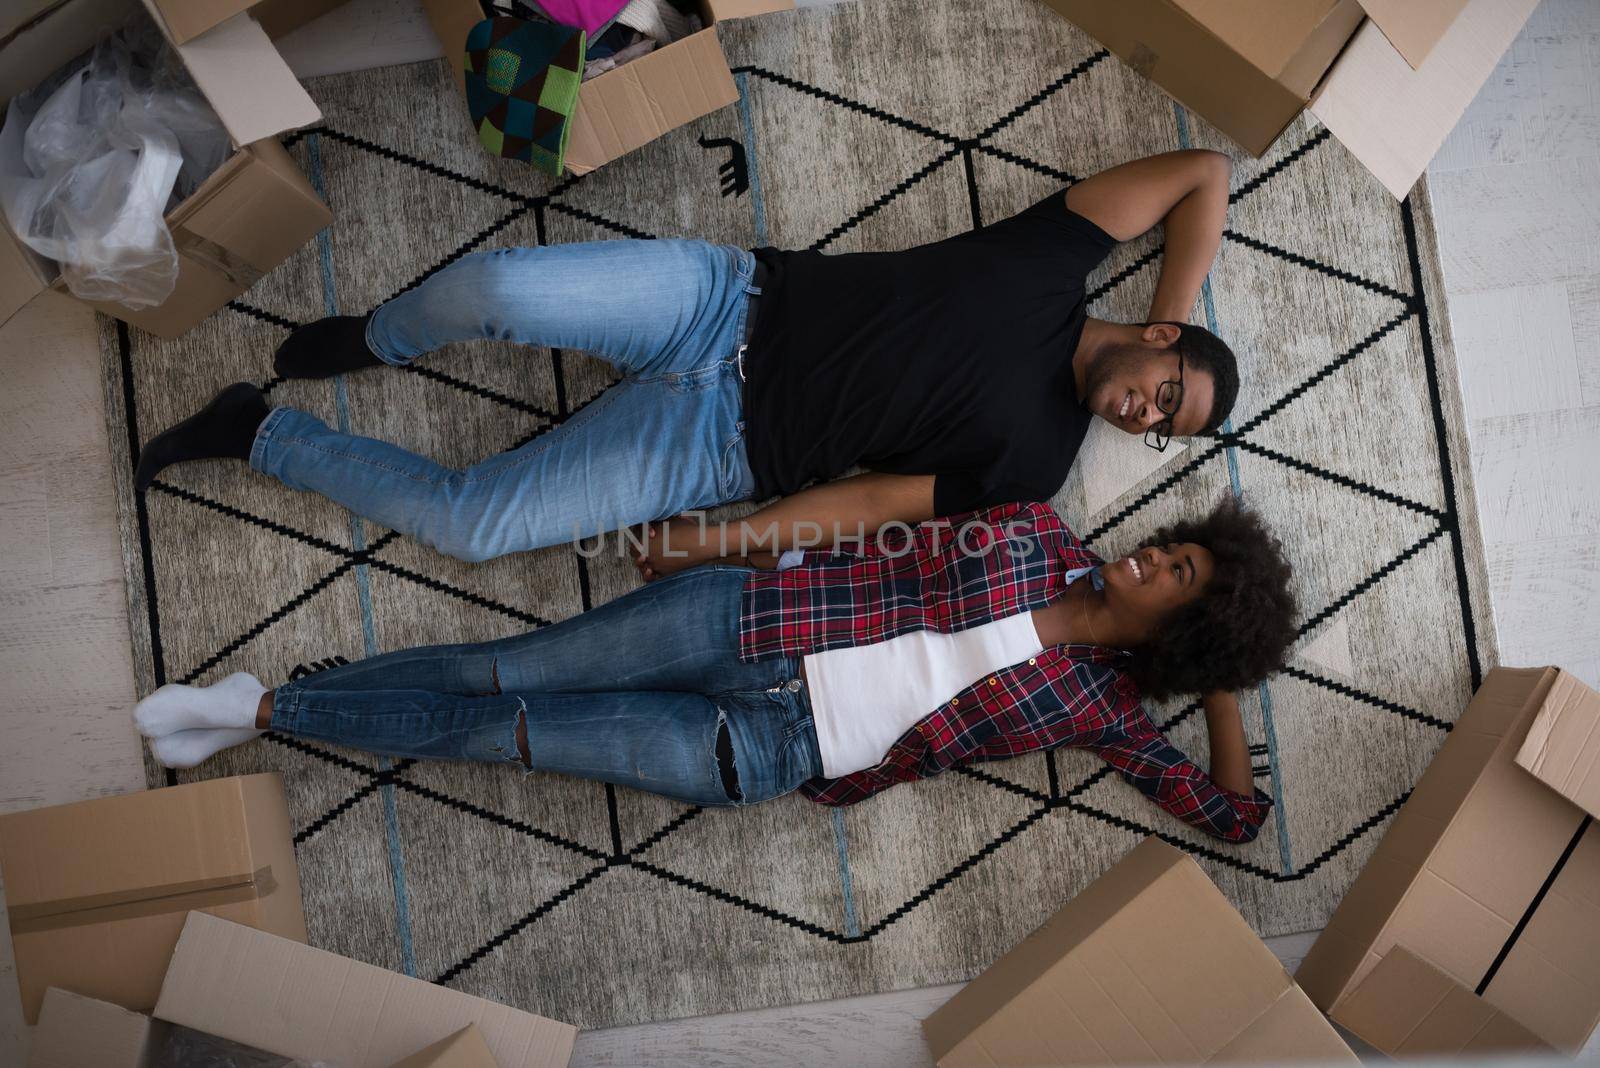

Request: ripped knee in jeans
left=715, top=715, right=742, bottom=803
left=515, top=704, right=531, bottom=769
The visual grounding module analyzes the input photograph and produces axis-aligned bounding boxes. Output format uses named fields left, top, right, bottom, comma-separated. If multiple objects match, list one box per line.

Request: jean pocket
left=718, top=426, right=754, bottom=501
left=646, top=363, right=723, bottom=394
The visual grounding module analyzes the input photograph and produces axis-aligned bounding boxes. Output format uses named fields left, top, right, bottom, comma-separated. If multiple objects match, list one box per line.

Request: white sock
left=149, top=727, right=263, bottom=768
left=134, top=672, right=267, bottom=737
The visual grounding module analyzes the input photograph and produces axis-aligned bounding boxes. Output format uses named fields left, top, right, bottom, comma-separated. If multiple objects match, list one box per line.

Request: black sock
left=134, top=383, right=268, bottom=492
left=273, top=313, right=381, bottom=380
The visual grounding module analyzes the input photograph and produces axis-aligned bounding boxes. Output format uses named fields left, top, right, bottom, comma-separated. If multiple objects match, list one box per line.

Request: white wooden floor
left=1, top=0, right=1596, bottom=1064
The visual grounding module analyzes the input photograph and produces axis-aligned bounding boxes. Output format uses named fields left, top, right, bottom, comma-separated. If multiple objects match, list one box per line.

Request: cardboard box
left=1516, top=668, right=1600, bottom=819
left=28, top=988, right=169, bottom=1068
left=392, top=1025, right=500, bottom=1068
left=1334, top=947, right=1551, bottom=1057
left=0, top=773, right=306, bottom=1025
left=0, top=0, right=332, bottom=335
left=1296, top=666, right=1600, bottom=1054
left=1036, top=0, right=1538, bottom=198
left=421, top=0, right=791, bottom=175
left=155, top=911, right=576, bottom=1068
left=920, top=838, right=1357, bottom=1066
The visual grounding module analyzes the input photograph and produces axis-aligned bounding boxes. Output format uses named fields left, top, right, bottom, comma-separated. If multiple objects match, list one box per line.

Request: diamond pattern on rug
left=100, top=0, right=1495, bottom=1030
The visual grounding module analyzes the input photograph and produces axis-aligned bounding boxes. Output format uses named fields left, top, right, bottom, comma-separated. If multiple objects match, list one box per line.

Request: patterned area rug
left=101, top=0, right=1497, bottom=1031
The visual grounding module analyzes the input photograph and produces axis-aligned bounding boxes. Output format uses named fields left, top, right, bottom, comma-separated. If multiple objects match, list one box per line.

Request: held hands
left=633, top=516, right=781, bottom=581
left=634, top=516, right=706, bottom=582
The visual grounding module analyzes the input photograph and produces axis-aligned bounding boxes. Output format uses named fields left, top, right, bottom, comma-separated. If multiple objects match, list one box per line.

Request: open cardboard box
left=1296, top=666, right=1600, bottom=1055
left=153, top=911, right=576, bottom=1067
left=27, top=987, right=170, bottom=1068
left=0, top=773, right=307, bottom=1026
left=1036, top=0, right=1539, bottom=198
left=921, top=837, right=1356, bottom=1066
left=0, top=0, right=336, bottom=336
left=421, top=0, right=791, bottom=175
left=28, top=988, right=504, bottom=1068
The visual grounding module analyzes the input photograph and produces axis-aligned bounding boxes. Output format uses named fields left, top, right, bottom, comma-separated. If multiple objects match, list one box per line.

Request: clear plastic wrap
left=0, top=22, right=231, bottom=309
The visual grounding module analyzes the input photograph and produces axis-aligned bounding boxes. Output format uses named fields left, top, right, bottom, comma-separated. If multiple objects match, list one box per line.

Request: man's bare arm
left=637, top=472, right=936, bottom=579
left=1064, top=149, right=1230, bottom=324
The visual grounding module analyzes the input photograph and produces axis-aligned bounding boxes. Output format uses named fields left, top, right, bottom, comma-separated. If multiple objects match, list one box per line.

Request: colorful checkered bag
left=464, top=16, right=586, bottom=174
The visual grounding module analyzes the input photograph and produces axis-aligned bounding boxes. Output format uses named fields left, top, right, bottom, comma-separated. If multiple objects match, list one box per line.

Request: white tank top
left=803, top=611, right=1045, bottom=778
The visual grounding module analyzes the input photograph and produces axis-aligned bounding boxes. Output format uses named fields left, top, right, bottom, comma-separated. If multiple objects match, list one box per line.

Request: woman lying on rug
left=132, top=499, right=1295, bottom=844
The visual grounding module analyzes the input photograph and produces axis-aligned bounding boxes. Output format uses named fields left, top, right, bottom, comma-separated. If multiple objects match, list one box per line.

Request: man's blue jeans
left=251, top=240, right=761, bottom=562
left=269, top=567, right=823, bottom=806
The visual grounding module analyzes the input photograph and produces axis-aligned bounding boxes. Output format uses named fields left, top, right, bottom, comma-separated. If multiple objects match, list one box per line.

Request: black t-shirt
left=743, top=192, right=1117, bottom=515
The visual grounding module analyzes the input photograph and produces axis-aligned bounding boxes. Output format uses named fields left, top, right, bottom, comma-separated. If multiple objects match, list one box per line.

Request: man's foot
left=134, top=671, right=267, bottom=736
left=273, top=313, right=381, bottom=379
left=134, top=382, right=267, bottom=492
left=149, top=727, right=263, bottom=768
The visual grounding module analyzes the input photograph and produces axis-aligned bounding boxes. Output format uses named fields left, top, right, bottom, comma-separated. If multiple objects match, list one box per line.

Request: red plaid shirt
left=739, top=502, right=1271, bottom=843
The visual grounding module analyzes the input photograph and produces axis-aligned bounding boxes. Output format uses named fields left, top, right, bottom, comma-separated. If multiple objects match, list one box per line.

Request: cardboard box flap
left=28, top=988, right=167, bottom=1068
left=144, top=4, right=321, bottom=144
left=0, top=224, right=51, bottom=328
left=145, top=0, right=255, bottom=44
left=563, top=28, right=738, bottom=174
left=1308, top=0, right=1539, bottom=199
left=1, top=0, right=141, bottom=106
left=156, top=912, right=576, bottom=1068
left=1354, top=0, right=1468, bottom=69
left=1, top=0, right=67, bottom=40
left=1333, top=947, right=1552, bottom=1056
left=1172, top=0, right=1354, bottom=79
left=703, top=0, right=793, bottom=20
left=1516, top=669, right=1600, bottom=819
left=390, top=1025, right=499, bottom=1068
left=1205, top=986, right=1354, bottom=1064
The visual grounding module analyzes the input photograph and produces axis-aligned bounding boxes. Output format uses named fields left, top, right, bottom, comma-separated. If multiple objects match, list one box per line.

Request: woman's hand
left=634, top=517, right=710, bottom=582
left=633, top=518, right=783, bottom=581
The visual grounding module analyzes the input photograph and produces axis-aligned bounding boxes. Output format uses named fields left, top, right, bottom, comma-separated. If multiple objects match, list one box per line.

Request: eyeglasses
left=1144, top=346, right=1185, bottom=453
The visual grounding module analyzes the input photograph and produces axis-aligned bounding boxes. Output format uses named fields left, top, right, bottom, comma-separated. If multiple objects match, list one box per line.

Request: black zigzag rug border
left=114, top=55, right=1488, bottom=987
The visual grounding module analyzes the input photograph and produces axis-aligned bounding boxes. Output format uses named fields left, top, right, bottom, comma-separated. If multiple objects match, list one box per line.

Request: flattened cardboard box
left=27, top=987, right=169, bottom=1068
left=422, top=0, right=791, bottom=175
left=1296, top=666, right=1600, bottom=1054
left=155, top=911, right=576, bottom=1068
left=921, top=837, right=1356, bottom=1066
left=0, top=773, right=306, bottom=1025
left=1036, top=0, right=1537, bottom=198
left=0, top=0, right=331, bottom=334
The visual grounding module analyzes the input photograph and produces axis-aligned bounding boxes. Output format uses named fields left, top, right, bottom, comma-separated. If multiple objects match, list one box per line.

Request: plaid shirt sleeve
left=1094, top=732, right=1273, bottom=843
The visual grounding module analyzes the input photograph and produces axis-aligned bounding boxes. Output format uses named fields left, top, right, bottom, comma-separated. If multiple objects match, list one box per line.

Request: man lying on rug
left=132, top=498, right=1294, bottom=845
left=133, top=150, right=1238, bottom=567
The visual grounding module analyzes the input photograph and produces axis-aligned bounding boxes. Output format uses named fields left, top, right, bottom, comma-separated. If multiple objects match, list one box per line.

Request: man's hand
left=1065, top=149, right=1230, bottom=324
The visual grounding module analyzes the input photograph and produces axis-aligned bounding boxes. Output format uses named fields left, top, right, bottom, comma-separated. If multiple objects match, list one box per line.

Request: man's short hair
left=1174, top=323, right=1239, bottom=434
left=1125, top=498, right=1296, bottom=701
